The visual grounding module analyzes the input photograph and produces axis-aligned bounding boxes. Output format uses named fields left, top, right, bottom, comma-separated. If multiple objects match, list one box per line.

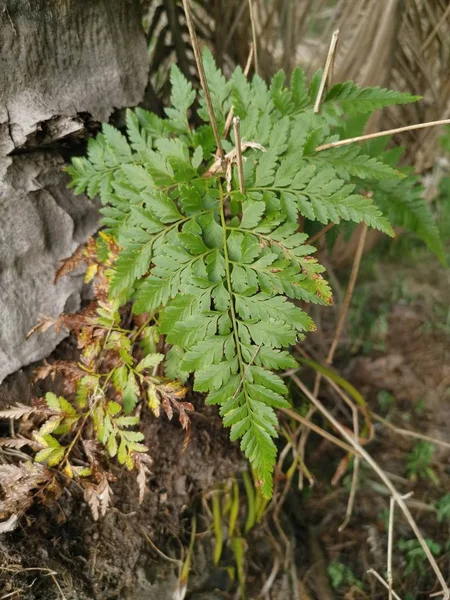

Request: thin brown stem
left=0, top=567, right=66, bottom=600
left=367, top=570, right=403, bottom=600
left=327, top=223, right=367, bottom=364
left=388, top=496, right=395, bottom=600
left=143, top=530, right=183, bottom=567
left=308, top=222, right=335, bottom=245
left=338, top=405, right=360, bottom=531
left=323, top=374, right=373, bottom=439
left=233, top=117, right=245, bottom=193
left=315, top=118, right=450, bottom=152
left=297, top=405, right=315, bottom=490
left=299, top=224, right=368, bottom=488
left=421, top=4, right=450, bottom=52
left=290, top=374, right=450, bottom=599
left=314, top=29, right=340, bottom=114
left=248, top=0, right=259, bottom=75
left=281, top=407, right=359, bottom=455
left=181, top=0, right=225, bottom=161
left=373, top=412, right=450, bottom=450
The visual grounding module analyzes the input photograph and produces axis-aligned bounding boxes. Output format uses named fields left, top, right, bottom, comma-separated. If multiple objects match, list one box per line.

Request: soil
left=0, top=343, right=242, bottom=600
left=1, top=252, right=449, bottom=600
left=299, top=254, right=450, bottom=599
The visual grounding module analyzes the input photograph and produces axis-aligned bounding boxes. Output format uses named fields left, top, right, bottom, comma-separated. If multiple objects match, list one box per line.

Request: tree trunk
left=0, top=0, right=148, bottom=381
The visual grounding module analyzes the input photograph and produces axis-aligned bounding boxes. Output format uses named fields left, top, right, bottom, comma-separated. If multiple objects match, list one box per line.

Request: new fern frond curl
left=68, top=49, right=438, bottom=496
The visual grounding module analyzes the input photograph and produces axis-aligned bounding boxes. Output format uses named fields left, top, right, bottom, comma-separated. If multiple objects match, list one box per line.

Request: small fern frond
left=321, top=81, right=421, bottom=116
left=374, top=175, right=446, bottom=265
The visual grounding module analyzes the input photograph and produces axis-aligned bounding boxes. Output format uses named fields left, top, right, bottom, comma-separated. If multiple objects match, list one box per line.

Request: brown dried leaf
left=83, top=474, right=112, bottom=520
left=0, top=403, right=36, bottom=420
left=0, top=436, right=42, bottom=451
left=156, top=381, right=194, bottom=451
left=181, top=422, right=192, bottom=453
left=26, top=315, right=57, bottom=339
left=135, top=454, right=153, bottom=505
left=33, top=361, right=83, bottom=394
left=82, top=237, right=98, bottom=262
left=161, top=395, right=173, bottom=421
left=54, top=246, right=84, bottom=283
left=0, top=462, right=50, bottom=518
left=331, top=454, right=350, bottom=486
left=33, top=361, right=55, bottom=382
left=58, top=302, right=98, bottom=334
left=82, top=439, right=103, bottom=468
left=0, top=514, right=19, bottom=533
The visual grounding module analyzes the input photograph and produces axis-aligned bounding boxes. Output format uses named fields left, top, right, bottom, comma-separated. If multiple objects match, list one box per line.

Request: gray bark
left=0, top=0, right=148, bottom=382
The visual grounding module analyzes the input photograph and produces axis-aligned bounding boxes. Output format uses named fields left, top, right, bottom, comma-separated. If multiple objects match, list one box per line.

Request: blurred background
left=143, top=0, right=450, bottom=169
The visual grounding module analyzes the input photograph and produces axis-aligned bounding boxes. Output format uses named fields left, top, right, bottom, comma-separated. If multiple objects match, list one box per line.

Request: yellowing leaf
left=148, top=386, right=161, bottom=417
left=84, top=263, right=98, bottom=283
left=136, top=353, right=164, bottom=373
left=45, top=392, right=61, bottom=412
left=38, top=417, right=62, bottom=436
left=107, top=433, right=118, bottom=457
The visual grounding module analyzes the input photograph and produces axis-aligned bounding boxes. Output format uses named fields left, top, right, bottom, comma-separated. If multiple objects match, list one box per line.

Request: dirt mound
left=0, top=356, right=241, bottom=600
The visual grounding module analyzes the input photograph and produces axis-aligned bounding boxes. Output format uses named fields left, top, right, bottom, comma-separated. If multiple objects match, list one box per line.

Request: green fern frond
left=373, top=176, right=446, bottom=265
left=67, top=49, right=432, bottom=496
left=305, top=145, right=400, bottom=181
left=321, top=81, right=421, bottom=116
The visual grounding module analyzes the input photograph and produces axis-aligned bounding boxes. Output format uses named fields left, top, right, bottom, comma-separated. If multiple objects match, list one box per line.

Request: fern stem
left=226, top=224, right=306, bottom=264
left=60, top=373, right=114, bottom=470
left=233, top=117, right=245, bottom=194
left=218, top=182, right=246, bottom=375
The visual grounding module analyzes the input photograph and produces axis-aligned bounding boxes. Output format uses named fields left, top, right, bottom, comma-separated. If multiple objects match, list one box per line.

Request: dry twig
left=290, top=374, right=450, bottom=600
left=181, top=0, right=225, bottom=162
left=315, top=118, right=450, bottom=152
left=281, top=408, right=358, bottom=456
left=248, top=0, right=259, bottom=75
left=373, top=413, right=450, bottom=450
left=298, top=224, right=368, bottom=489
left=388, top=496, right=395, bottom=600
left=314, top=29, right=340, bottom=113
left=367, top=569, right=403, bottom=600
left=338, top=405, right=360, bottom=531
left=308, top=223, right=335, bottom=245
left=326, top=223, right=368, bottom=367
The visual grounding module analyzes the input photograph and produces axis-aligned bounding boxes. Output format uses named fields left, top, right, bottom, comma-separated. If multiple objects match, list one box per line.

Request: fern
left=355, top=138, right=446, bottom=265
left=68, top=53, right=433, bottom=497
left=320, top=80, right=420, bottom=116
left=374, top=175, right=446, bottom=265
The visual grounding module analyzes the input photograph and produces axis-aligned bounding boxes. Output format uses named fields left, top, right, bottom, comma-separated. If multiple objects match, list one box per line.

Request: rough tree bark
left=0, top=0, right=148, bottom=381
